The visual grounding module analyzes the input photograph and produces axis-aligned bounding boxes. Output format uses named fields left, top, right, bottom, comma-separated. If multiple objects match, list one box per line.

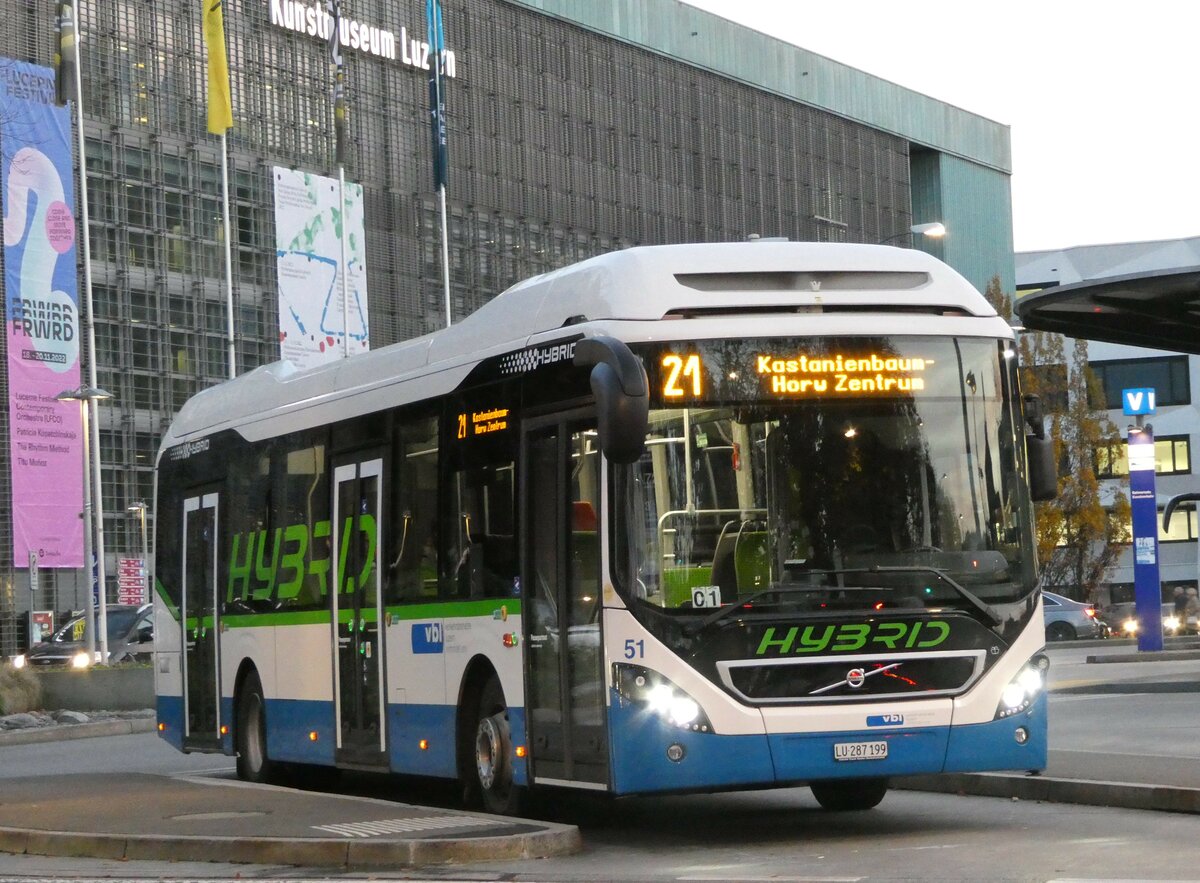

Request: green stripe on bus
left=220, top=598, right=521, bottom=629
left=155, top=580, right=180, bottom=620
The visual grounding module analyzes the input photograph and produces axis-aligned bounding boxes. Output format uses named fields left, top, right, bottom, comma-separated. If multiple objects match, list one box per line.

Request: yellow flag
left=202, top=0, right=233, bottom=134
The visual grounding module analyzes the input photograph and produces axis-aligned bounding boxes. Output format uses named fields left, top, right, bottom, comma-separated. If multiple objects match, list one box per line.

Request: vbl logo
left=412, top=622, right=444, bottom=654
left=866, top=713, right=904, bottom=727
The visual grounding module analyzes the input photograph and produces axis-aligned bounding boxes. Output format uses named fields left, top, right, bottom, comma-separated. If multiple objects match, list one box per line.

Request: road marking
left=312, top=814, right=501, bottom=838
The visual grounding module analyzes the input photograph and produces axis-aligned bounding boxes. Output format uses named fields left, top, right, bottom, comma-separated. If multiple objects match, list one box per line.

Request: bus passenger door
left=522, top=414, right=608, bottom=788
left=181, top=491, right=221, bottom=750
left=331, top=455, right=387, bottom=767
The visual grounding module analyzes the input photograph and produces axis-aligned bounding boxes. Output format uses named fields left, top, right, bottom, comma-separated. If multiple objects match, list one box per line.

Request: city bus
left=153, top=241, right=1057, bottom=813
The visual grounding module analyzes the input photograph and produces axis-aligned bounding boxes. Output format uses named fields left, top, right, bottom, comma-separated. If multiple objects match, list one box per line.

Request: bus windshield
left=611, top=336, right=1038, bottom=618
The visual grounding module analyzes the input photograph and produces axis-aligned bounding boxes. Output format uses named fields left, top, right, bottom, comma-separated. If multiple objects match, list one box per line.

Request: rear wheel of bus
left=466, top=677, right=523, bottom=815
left=810, top=778, right=889, bottom=811
left=236, top=671, right=276, bottom=783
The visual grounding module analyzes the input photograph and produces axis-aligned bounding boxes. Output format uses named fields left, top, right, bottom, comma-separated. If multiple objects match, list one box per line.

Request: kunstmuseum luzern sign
left=270, top=0, right=458, bottom=76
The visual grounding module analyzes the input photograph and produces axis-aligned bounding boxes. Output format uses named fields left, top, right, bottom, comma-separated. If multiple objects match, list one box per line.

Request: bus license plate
left=833, top=740, right=888, bottom=761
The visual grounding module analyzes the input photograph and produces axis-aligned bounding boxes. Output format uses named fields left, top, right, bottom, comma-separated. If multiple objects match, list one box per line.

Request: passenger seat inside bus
left=711, top=520, right=769, bottom=598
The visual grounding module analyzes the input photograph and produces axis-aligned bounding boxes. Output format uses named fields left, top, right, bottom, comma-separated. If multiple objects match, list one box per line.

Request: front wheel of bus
left=470, top=679, right=523, bottom=815
left=236, top=672, right=276, bottom=784
left=810, top=778, right=889, bottom=811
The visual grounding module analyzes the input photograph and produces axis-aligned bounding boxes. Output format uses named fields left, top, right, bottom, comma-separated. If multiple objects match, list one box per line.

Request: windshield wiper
left=853, top=565, right=1003, bottom=626
left=685, top=564, right=1001, bottom=635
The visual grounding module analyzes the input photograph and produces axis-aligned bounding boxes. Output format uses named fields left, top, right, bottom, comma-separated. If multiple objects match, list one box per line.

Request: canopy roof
left=1015, top=266, right=1200, bottom=353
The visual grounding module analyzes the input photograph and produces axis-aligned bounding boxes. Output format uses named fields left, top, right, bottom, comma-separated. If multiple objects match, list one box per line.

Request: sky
left=681, top=1, right=1200, bottom=253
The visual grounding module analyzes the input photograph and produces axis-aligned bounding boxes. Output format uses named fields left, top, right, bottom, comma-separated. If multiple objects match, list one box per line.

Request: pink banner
left=3, top=61, right=83, bottom=567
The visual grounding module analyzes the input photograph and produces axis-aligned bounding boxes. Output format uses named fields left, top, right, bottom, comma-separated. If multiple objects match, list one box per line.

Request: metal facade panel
left=510, top=0, right=1012, bottom=173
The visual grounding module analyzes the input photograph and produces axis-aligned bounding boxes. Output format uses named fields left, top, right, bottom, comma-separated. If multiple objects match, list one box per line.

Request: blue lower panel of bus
left=943, top=695, right=1047, bottom=773
left=609, top=692, right=1048, bottom=795
left=387, top=703, right=456, bottom=778
left=156, top=695, right=184, bottom=751
left=266, top=698, right=336, bottom=764
left=609, top=698, right=775, bottom=794
left=769, top=726, right=949, bottom=781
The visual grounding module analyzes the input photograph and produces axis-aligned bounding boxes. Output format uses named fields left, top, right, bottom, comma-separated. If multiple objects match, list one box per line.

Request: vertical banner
left=426, top=0, right=448, bottom=190
left=272, top=166, right=368, bottom=370
left=1128, top=424, right=1163, bottom=652
left=1, top=60, right=83, bottom=568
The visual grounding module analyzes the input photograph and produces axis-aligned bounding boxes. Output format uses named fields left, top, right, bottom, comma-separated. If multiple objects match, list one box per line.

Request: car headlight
left=995, top=653, right=1049, bottom=719
left=1122, top=618, right=1138, bottom=635
left=613, top=663, right=712, bottom=732
left=11, top=654, right=26, bottom=670
left=1164, top=615, right=1181, bottom=632
left=70, top=650, right=92, bottom=669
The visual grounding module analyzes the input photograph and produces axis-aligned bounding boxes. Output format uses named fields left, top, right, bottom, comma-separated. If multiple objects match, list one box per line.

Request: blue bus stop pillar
left=1128, top=424, right=1162, bottom=652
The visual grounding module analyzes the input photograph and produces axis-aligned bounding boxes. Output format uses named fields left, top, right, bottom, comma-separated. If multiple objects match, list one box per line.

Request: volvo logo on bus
left=846, top=668, right=866, bottom=689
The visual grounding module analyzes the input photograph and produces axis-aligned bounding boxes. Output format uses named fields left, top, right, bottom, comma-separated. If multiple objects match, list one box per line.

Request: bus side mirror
left=1026, top=433, right=1058, bottom=502
left=574, top=336, right=649, bottom=464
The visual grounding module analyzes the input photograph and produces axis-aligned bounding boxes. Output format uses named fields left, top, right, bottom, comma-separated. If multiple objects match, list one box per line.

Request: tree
left=984, top=276, right=1131, bottom=601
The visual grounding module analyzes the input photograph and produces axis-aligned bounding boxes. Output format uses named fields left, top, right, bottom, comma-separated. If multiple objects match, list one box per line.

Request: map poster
left=1, top=59, right=83, bottom=567
left=272, top=167, right=369, bottom=370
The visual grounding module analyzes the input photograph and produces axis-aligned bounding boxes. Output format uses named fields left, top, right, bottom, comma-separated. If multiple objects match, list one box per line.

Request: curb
left=0, top=822, right=582, bottom=867
left=1086, top=649, right=1200, bottom=663
left=0, top=718, right=156, bottom=746
left=898, top=773, right=1200, bottom=814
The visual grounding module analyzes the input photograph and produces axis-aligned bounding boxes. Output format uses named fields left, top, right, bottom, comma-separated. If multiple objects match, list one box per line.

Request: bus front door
left=331, top=456, right=387, bottom=768
left=181, top=491, right=221, bottom=750
left=522, top=415, right=608, bottom=789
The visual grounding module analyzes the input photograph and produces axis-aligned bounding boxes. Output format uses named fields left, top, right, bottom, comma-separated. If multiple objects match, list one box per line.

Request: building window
left=1096, top=435, right=1191, bottom=478
left=1159, top=505, right=1197, bottom=543
left=1090, top=356, right=1191, bottom=409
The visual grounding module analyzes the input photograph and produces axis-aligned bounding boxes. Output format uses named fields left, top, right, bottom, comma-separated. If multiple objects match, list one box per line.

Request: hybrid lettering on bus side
left=757, top=351, right=932, bottom=396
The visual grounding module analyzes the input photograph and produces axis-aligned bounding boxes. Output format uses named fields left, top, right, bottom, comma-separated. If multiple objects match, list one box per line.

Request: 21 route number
left=662, top=354, right=703, bottom=398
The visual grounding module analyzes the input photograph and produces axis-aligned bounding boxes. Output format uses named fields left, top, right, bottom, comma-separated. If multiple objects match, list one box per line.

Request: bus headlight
left=614, top=663, right=712, bottom=732
left=995, top=653, right=1049, bottom=719
left=11, top=654, right=26, bottom=669
left=1164, top=615, right=1181, bottom=633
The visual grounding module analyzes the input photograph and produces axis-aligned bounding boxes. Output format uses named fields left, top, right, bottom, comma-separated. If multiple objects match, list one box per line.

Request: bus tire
left=810, top=778, right=888, bottom=811
left=468, top=678, right=524, bottom=815
left=236, top=672, right=277, bottom=784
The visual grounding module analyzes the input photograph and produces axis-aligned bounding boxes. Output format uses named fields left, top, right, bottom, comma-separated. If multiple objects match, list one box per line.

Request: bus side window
left=276, top=440, right=327, bottom=611
left=387, top=416, right=439, bottom=604
left=443, top=464, right=516, bottom=601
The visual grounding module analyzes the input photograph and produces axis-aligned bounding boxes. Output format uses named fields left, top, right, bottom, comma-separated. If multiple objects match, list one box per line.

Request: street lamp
left=879, top=222, right=947, bottom=245
left=56, top=386, right=113, bottom=664
left=127, top=501, right=148, bottom=604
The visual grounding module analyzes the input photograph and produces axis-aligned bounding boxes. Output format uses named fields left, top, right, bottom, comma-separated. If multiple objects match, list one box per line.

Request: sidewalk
left=0, top=772, right=580, bottom=867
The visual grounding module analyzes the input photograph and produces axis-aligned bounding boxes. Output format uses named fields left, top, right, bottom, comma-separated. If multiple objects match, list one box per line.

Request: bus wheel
left=236, top=672, right=276, bottom=784
left=810, top=778, right=888, bottom=811
left=470, top=678, right=523, bottom=815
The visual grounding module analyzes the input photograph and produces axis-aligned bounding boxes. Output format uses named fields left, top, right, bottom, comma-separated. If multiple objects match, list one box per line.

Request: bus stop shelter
left=1014, top=265, right=1200, bottom=353
left=1016, top=265, right=1200, bottom=651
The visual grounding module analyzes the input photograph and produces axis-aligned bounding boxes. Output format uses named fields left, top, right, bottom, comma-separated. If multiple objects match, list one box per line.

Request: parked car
left=1042, top=591, right=1104, bottom=641
left=11, top=604, right=153, bottom=668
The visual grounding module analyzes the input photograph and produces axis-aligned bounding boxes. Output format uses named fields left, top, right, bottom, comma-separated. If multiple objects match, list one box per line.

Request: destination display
left=641, top=338, right=958, bottom=405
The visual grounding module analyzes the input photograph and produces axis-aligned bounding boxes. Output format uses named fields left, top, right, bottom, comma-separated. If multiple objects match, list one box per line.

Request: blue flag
left=426, top=0, right=447, bottom=190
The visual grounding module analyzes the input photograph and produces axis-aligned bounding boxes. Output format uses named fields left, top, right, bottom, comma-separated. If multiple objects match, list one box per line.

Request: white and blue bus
left=154, top=242, right=1056, bottom=813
